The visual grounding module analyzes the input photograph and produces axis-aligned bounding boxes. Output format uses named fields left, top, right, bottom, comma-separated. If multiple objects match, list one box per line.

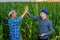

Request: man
left=27, top=9, right=54, bottom=40
left=8, top=6, right=28, bottom=40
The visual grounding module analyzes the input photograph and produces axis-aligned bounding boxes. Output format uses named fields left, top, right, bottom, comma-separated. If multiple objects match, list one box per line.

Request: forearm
left=45, top=30, right=54, bottom=35
left=27, top=12, right=38, bottom=20
left=45, top=26, right=54, bottom=35
left=27, top=13, right=33, bottom=18
left=21, top=11, right=27, bottom=18
left=45, top=21, right=54, bottom=35
left=21, top=6, right=28, bottom=18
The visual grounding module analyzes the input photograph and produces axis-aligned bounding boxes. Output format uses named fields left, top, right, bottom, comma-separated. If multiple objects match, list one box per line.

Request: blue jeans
left=38, top=36, right=48, bottom=40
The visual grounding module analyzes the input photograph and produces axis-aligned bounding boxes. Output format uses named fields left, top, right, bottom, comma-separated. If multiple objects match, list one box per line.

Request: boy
left=27, top=9, right=54, bottom=40
left=8, top=6, right=28, bottom=40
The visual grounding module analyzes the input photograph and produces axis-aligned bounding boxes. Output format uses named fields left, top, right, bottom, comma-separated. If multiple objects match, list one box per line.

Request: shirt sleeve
left=27, top=13, right=38, bottom=21
left=16, top=16, right=22, bottom=22
left=45, top=21, right=54, bottom=35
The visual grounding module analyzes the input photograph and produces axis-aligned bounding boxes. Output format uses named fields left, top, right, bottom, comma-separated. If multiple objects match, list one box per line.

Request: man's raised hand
left=24, top=6, right=28, bottom=13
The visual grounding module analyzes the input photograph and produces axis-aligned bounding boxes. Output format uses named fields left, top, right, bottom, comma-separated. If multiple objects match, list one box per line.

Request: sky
left=0, top=0, right=36, bottom=2
left=0, top=0, right=59, bottom=2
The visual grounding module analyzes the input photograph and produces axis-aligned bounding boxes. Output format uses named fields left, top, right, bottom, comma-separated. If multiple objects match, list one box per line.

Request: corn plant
left=0, top=2, right=60, bottom=40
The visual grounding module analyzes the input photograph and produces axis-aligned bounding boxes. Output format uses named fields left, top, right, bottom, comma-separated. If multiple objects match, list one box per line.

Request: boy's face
left=11, top=12, right=17, bottom=18
left=40, top=12, right=46, bottom=18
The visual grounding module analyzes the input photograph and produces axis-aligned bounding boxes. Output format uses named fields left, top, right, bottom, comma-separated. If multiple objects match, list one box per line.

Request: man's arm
left=15, top=6, right=28, bottom=22
left=44, top=21, right=54, bottom=35
left=21, top=6, right=28, bottom=18
left=40, top=21, right=54, bottom=37
left=27, top=12, right=38, bottom=20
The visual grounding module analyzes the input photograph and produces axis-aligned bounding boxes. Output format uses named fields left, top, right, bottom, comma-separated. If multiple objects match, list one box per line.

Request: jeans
left=38, top=36, right=48, bottom=40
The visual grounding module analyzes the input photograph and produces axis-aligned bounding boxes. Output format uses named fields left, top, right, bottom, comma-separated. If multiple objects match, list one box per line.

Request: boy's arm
left=27, top=12, right=38, bottom=20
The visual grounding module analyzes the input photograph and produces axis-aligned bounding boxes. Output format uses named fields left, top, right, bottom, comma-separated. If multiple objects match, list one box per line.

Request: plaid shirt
left=8, top=17, right=22, bottom=40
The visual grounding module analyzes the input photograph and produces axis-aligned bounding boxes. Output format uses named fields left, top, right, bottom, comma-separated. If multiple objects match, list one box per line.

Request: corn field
left=0, top=2, right=60, bottom=40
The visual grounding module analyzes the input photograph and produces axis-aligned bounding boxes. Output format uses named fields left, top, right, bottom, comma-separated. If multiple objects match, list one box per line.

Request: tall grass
left=0, top=2, right=60, bottom=40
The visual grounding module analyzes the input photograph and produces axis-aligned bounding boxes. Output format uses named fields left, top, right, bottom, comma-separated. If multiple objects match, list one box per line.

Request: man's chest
left=38, top=19, right=49, bottom=27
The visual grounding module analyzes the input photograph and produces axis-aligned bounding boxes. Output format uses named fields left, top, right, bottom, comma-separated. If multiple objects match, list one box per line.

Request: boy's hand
left=40, top=34, right=46, bottom=37
left=24, top=6, right=28, bottom=13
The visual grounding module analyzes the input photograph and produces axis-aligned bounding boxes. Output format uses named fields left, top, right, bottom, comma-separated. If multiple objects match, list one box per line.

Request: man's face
left=40, top=12, right=46, bottom=18
left=11, top=12, right=17, bottom=18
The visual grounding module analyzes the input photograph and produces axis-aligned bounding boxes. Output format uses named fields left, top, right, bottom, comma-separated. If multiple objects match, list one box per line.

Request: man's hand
left=40, top=34, right=46, bottom=37
left=24, top=6, right=28, bottom=13
left=21, top=6, right=28, bottom=18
